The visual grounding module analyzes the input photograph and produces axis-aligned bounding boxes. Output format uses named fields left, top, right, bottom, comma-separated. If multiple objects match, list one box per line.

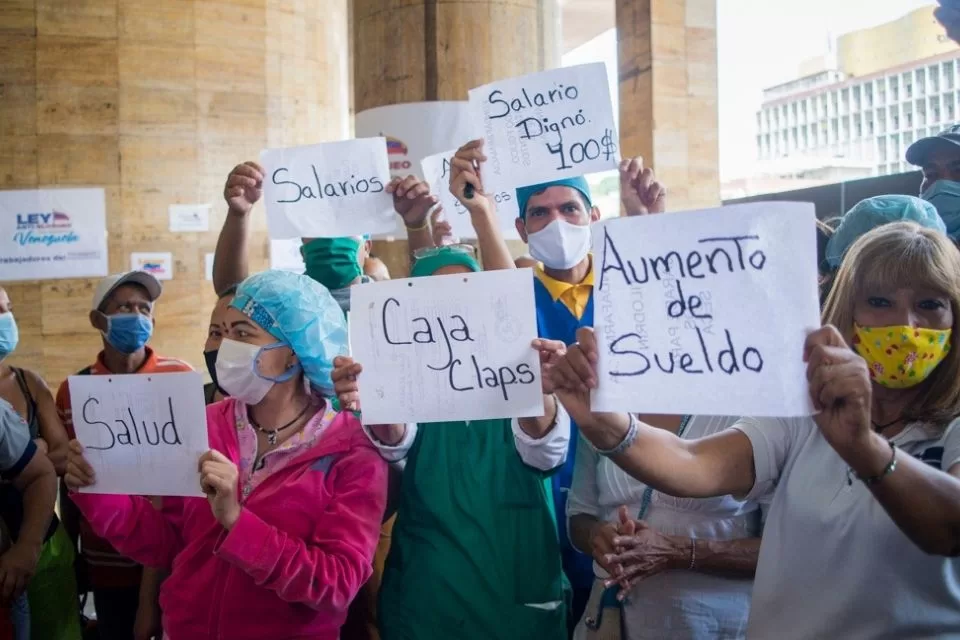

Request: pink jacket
left=70, top=399, right=388, bottom=640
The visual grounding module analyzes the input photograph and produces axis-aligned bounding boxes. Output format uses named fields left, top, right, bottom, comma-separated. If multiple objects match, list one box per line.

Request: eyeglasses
left=412, top=244, right=477, bottom=261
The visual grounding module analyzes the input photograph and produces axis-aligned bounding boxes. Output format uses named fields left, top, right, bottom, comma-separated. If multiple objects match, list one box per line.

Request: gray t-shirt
left=0, top=399, right=35, bottom=478
left=735, top=416, right=960, bottom=639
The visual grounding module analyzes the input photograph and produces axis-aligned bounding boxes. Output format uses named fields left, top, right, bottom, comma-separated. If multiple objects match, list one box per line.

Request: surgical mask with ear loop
left=526, top=220, right=592, bottom=270
left=215, top=338, right=302, bottom=405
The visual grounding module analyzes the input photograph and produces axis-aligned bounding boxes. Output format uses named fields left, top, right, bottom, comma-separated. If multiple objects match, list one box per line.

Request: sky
left=562, top=0, right=939, bottom=182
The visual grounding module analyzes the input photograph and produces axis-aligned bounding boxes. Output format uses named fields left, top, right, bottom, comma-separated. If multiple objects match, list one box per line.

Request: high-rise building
left=754, top=6, right=960, bottom=182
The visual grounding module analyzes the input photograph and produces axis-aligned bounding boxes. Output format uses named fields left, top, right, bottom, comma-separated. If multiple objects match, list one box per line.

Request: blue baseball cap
left=516, top=176, right=592, bottom=220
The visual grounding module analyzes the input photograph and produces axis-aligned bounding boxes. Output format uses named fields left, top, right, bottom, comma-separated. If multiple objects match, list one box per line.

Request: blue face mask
left=0, top=313, right=18, bottom=360
left=102, top=313, right=153, bottom=354
left=921, top=179, right=960, bottom=238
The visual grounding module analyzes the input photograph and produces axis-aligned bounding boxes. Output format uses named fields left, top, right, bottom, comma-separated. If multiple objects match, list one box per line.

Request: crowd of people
left=3, top=56, right=960, bottom=640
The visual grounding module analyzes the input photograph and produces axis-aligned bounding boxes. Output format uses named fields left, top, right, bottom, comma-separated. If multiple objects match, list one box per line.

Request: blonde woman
left=550, top=222, right=960, bottom=637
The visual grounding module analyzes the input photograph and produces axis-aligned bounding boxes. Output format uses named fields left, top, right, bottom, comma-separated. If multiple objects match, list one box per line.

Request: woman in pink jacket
left=64, top=270, right=388, bottom=640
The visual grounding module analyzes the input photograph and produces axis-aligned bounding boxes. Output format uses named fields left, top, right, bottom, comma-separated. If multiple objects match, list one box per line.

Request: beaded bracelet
left=596, top=413, right=639, bottom=457
left=850, top=440, right=898, bottom=486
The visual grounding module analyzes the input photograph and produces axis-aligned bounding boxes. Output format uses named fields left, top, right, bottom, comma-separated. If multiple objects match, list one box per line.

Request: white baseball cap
left=91, top=271, right=163, bottom=312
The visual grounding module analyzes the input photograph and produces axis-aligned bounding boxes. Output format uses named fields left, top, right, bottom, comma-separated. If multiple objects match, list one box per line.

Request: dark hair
left=816, top=217, right=841, bottom=305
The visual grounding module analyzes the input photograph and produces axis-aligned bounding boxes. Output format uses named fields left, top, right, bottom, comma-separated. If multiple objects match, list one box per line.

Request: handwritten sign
left=349, top=269, right=543, bottom=424
left=260, top=138, right=395, bottom=239
left=68, top=373, right=210, bottom=496
left=469, top=63, right=620, bottom=206
left=591, top=202, right=820, bottom=417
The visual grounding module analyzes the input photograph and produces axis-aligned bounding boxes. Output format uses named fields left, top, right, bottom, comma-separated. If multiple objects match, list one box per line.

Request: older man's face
left=921, top=145, right=960, bottom=194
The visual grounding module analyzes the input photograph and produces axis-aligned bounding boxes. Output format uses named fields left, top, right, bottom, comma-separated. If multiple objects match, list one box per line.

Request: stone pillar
left=617, top=0, right=720, bottom=210
left=0, top=0, right=348, bottom=387
left=352, top=0, right=560, bottom=275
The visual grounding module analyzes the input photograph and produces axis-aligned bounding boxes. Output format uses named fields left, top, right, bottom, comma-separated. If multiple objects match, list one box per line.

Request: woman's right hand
left=449, top=139, right=495, bottom=217
left=224, top=161, right=264, bottom=217
left=589, top=520, right=620, bottom=575
left=64, top=440, right=95, bottom=491
left=332, top=356, right=362, bottom=412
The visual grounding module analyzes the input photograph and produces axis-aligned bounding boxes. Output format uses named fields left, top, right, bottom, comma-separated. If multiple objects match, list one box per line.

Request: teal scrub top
left=378, top=419, right=567, bottom=640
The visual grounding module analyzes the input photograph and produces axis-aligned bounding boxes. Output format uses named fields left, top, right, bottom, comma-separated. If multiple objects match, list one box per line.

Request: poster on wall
left=355, top=101, right=484, bottom=239
left=130, top=252, right=174, bottom=281
left=270, top=238, right=305, bottom=274
left=0, top=187, right=108, bottom=282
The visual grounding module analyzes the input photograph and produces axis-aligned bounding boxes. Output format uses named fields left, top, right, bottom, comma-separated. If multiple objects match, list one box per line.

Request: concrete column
left=617, top=0, right=720, bottom=210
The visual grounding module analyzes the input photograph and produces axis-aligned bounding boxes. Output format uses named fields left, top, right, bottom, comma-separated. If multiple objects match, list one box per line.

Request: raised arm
left=806, top=325, right=960, bottom=557
left=387, top=175, right=439, bottom=262
left=25, top=369, right=68, bottom=475
left=550, top=327, right=756, bottom=499
left=213, top=161, right=263, bottom=294
left=618, top=157, right=666, bottom=217
left=449, top=139, right=515, bottom=272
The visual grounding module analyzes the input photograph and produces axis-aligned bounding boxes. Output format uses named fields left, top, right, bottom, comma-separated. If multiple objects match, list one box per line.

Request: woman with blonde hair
left=549, top=221, right=960, bottom=637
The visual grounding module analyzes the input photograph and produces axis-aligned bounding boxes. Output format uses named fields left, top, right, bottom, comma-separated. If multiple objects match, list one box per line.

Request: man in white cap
left=54, top=272, right=192, bottom=640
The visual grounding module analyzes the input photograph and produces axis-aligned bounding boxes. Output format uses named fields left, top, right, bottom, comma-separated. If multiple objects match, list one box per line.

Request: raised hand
left=619, top=157, right=666, bottom=216
left=224, top=161, right=264, bottom=217
left=387, top=175, right=438, bottom=229
left=532, top=338, right=567, bottom=395
left=430, top=206, right=456, bottom=247
left=449, top=139, right=495, bottom=217
left=198, top=450, right=240, bottom=529
left=64, top=439, right=95, bottom=491
left=804, top=325, right=874, bottom=468
left=332, top=355, right=363, bottom=412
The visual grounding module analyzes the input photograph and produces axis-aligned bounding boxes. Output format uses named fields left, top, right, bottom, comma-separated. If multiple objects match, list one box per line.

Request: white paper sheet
left=67, top=372, right=210, bottom=497
left=469, top=62, right=620, bottom=222
left=591, top=202, right=821, bottom=417
left=168, top=204, right=210, bottom=232
left=260, top=138, right=396, bottom=239
left=349, top=269, right=544, bottom=424
left=269, top=238, right=305, bottom=274
left=0, top=187, right=108, bottom=281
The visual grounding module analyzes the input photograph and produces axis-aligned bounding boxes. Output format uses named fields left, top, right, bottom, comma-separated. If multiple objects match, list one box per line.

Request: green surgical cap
left=410, top=247, right=481, bottom=278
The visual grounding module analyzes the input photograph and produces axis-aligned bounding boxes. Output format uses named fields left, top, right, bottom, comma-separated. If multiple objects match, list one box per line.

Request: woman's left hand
left=199, top=450, right=241, bottom=530
left=805, top=326, right=873, bottom=465
left=604, top=507, right=684, bottom=596
left=532, top=338, right=567, bottom=395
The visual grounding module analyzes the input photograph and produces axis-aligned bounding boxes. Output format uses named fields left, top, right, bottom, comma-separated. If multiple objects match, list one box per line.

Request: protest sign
left=591, top=202, right=820, bottom=417
left=420, top=150, right=520, bottom=241
left=68, top=372, right=210, bottom=497
left=469, top=62, right=620, bottom=220
left=260, top=138, right=395, bottom=239
left=270, top=238, right=305, bottom=273
left=0, top=188, right=108, bottom=282
left=349, top=269, right=543, bottom=424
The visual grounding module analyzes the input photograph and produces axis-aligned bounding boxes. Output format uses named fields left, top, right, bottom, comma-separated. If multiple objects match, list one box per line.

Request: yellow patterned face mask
left=853, top=324, right=952, bottom=389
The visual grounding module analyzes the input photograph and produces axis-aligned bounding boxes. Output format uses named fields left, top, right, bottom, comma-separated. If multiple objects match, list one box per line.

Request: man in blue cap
left=905, top=124, right=960, bottom=241
left=449, top=139, right=666, bottom=631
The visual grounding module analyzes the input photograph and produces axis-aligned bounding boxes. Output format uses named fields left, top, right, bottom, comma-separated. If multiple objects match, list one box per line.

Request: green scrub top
left=378, top=418, right=567, bottom=640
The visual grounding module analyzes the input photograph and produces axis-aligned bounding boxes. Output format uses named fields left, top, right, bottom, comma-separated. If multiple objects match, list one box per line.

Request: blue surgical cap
left=231, top=270, right=348, bottom=393
left=825, top=195, right=947, bottom=269
left=516, top=176, right=593, bottom=221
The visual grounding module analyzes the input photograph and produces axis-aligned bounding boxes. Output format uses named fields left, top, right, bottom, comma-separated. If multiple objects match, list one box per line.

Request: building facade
left=755, top=6, right=960, bottom=180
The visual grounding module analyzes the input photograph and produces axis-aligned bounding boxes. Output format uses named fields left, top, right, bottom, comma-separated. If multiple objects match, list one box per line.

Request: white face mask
left=215, top=338, right=275, bottom=405
left=526, top=219, right=591, bottom=270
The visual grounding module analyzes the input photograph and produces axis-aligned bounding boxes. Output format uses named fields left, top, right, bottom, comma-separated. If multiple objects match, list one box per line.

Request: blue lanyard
left=636, top=415, right=692, bottom=520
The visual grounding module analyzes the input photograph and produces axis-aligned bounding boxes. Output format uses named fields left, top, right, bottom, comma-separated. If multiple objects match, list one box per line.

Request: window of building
left=865, top=83, right=874, bottom=108
left=904, top=72, right=913, bottom=99
left=931, top=65, right=940, bottom=94
left=932, top=97, right=941, bottom=124
left=878, top=164, right=888, bottom=176
left=853, top=114, right=862, bottom=139
left=892, top=111, right=900, bottom=131
left=891, top=76, right=900, bottom=102
left=947, top=61, right=956, bottom=91
left=948, top=94, right=956, bottom=121
left=877, top=80, right=887, bottom=105
left=841, top=88, right=850, bottom=113
left=916, top=69, right=925, bottom=97
left=878, top=142, right=887, bottom=162
left=917, top=100, right=926, bottom=127
left=865, top=112, right=875, bottom=136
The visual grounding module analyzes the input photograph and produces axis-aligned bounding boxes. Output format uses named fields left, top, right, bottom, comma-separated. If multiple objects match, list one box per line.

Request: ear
left=89, top=310, right=106, bottom=332
left=589, top=206, right=601, bottom=223
left=515, top=217, right=529, bottom=244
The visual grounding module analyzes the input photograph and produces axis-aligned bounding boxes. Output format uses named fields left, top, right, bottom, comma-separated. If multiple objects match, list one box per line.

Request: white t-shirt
left=735, top=416, right=960, bottom=639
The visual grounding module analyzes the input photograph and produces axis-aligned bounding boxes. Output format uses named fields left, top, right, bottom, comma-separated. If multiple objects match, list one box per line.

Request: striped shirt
left=56, top=347, right=193, bottom=589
